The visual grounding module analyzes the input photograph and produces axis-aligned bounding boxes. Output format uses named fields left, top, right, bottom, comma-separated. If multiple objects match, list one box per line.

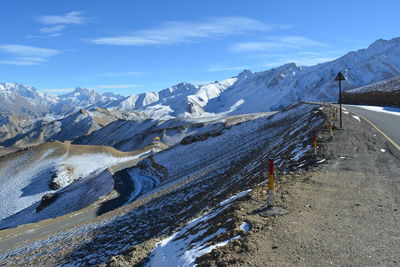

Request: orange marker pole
left=313, top=133, right=317, bottom=157
left=329, top=122, right=333, bottom=138
left=268, top=159, right=275, bottom=207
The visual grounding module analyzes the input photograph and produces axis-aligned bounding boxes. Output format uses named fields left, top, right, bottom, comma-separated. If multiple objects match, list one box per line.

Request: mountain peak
left=237, top=69, right=254, bottom=80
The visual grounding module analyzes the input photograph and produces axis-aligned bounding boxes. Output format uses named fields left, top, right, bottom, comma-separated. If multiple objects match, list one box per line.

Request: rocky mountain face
left=103, top=37, right=400, bottom=117
left=0, top=83, right=57, bottom=117
left=0, top=107, right=141, bottom=148
left=1, top=37, right=400, bottom=149
left=2, top=37, right=400, bottom=120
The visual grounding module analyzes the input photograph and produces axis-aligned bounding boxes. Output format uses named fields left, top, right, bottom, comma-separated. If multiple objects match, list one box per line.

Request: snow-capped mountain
left=0, top=83, right=124, bottom=117
left=0, top=82, right=57, bottom=117
left=101, top=37, right=400, bottom=118
left=55, top=87, right=124, bottom=113
left=106, top=80, right=236, bottom=119
left=2, top=37, right=400, bottom=120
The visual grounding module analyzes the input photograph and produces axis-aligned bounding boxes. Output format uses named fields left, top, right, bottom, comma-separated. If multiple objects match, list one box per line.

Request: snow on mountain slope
left=0, top=83, right=57, bottom=117
left=56, top=87, right=124, bottom=114
left=0, top=142, right=148, bottom=225
left=346, top=75, right=400, bottom=93
left=106, top=81, right=236, bottom=119
left=2, top=37, right=400, bottom=120
left=0, top=83, right=125, bottom=118
left=72, top=112, right=274, bottom=151
left=0, top=103, right=326, bottom=266
left=98, top=37, right=400, bottom=118
left=0, top=107, right=141, bottom=148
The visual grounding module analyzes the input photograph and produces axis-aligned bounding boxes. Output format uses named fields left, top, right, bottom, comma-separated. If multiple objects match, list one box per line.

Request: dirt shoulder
left=198, top=106, right=400, bottom=266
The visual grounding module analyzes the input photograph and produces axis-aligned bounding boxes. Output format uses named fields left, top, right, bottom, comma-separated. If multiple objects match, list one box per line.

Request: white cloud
left=38, top=11, right=86, bottom=25
left=92, top=17, right=272, bottom=46
left=231, top=36, right=327, bottom=52
left=0, top=44, right=59, bottom=66
left=0, top=57, right=47, bottom=66
left=40, top=25, right=66, bottom=33
left=0, top=44, right=59, bottom=57
left=96, top=84, right=140, bottom=89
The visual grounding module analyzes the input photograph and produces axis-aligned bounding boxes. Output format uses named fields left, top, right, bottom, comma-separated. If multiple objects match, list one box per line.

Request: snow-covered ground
left=0, top=103, right=326, bottom=266
left=0, top=144, right=147, bottom=225
left=146, top=190, right=250, bottom=267
left=73, top=112, right=274, bottom=151
left=356, top=105, right=400, bottom=116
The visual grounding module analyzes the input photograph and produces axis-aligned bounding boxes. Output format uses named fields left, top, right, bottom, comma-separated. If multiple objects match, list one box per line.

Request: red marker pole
left=313, top=133, right=317, bottom=157
left=268, top=159, right=275, bottom=207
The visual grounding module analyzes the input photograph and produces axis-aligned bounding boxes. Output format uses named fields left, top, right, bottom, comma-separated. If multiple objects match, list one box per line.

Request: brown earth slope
left=198, top=105, right=400, bottom=266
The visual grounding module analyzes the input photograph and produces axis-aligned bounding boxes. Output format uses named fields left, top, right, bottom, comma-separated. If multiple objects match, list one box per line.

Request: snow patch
left=356, top=105, right=400, bottom=117
left=240, top=221, right=251, bottom=231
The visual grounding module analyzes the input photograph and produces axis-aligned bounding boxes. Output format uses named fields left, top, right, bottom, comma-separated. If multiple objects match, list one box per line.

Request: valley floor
left=198, top=106, right=400, bottom=266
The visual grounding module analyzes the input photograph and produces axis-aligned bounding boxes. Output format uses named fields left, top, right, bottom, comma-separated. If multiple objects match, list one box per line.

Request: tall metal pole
left=335, top=71, right=345, bottom=129
left=339, top=79, right=342, bottom=129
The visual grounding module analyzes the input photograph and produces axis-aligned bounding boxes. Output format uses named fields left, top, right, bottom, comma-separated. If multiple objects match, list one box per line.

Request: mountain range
left=1, top=36, right=400, bottom=147
left=2, top=37, right=400, bottom=120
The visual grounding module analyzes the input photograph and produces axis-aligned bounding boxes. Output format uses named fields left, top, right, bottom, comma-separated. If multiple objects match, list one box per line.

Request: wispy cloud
left=34, top=11, right=87, bottom=38
left=0, top=44, right=59, bottom=65
left=40, top=25, right=66, bottom=33
left=42, top=88, right=75, bottom=93
left=0, top=44, right=59, bottom=57
left=0, top=57, right=48, bottom=66
left=92, top=17, right=273, bottom=46
left=96, top=71, right=146, bottom=77
left=231, top=36, right=327, bottom=52
left=38, top=11, right=86, bottom=25
left=96, top=84, right=140, bottom=89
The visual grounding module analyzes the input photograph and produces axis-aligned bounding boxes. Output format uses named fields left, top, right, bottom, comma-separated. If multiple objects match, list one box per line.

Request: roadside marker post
left=313, top=132, right=317, bottom=157
left=268, top=159, right=275, bottom=207
left=152, top=136, right=160, bottom=147
left=329, top=122, right=333, bottom=138
left=257, top=159, right=288, bottom=217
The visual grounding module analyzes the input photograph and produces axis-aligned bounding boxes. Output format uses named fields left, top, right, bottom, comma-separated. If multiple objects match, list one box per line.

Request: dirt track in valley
left=198, top=105, right=400, bottom=266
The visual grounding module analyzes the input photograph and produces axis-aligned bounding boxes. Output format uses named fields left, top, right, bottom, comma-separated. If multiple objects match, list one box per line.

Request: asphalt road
left=343, top=105, right=400, bottom=150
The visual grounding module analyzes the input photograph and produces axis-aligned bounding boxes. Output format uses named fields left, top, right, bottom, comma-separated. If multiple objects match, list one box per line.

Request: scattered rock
left=36, top=193, right=59, bottom=212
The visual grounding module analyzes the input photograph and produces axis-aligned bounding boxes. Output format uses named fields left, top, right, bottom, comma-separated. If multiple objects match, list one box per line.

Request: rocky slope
left=0, top=103, right=326, bottom=266
left=0, top=108, right=143, bottom=148
left=343, top=75, right=400, bottom=107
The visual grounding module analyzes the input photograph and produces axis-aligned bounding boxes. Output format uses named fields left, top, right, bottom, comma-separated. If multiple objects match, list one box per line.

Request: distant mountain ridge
left=98, top=37, right=400, bottom=118
left=2, top=37, right=400, bottom=119
left=0, top=84, right=124, bottom=117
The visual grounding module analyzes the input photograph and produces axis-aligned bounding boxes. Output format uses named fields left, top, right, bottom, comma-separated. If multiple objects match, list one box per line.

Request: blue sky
left=0, top=0, right=399, bottom=96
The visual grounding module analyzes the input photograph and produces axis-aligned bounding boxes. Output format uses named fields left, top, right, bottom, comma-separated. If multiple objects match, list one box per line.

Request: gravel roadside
left=198, top=106, right=400, bottom=266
